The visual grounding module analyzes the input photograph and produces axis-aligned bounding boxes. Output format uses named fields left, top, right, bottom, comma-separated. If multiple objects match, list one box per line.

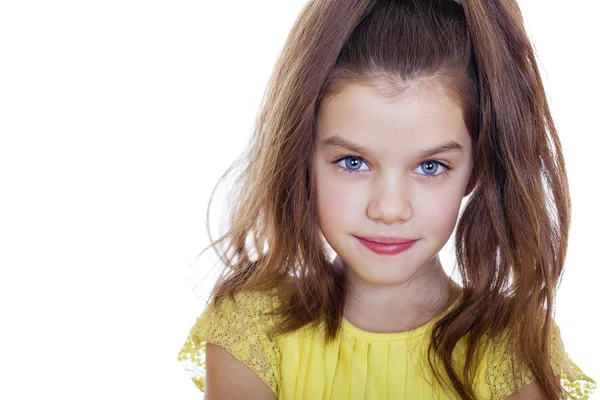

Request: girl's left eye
left=332, top=155, right=452, bottom=180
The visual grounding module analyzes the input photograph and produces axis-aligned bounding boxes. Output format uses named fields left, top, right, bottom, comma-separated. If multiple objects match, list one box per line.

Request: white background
left=0, top=1, right=597, bottom=399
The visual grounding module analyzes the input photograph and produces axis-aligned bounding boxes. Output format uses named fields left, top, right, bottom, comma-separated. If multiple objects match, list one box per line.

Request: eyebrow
left=320, top=135, right=464, bottom=158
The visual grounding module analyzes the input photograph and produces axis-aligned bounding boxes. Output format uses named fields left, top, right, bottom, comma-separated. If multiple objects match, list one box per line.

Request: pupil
left=424, top=161, right=437, bottom=174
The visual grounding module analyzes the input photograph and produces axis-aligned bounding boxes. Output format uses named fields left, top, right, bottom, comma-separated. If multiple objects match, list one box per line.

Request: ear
left=464, top=172, right=478, bottom=197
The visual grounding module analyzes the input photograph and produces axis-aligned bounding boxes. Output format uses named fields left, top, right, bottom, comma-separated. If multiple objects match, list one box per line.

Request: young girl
left=178, top=0, right=597, bottom=398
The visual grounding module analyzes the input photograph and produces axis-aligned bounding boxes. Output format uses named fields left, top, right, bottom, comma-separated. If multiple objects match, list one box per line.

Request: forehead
left=316, top=79, right=470, bottom=155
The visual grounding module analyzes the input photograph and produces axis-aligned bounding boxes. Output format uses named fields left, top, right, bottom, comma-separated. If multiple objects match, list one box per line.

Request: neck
left=340, top=255, right=462, bottom=331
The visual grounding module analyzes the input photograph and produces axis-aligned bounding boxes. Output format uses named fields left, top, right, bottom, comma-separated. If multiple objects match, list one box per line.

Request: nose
left=366, top=174, right=413, bottom=224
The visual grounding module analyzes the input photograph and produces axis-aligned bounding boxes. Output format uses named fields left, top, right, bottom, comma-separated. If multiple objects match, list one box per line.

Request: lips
left=356, top=236, right=418, bottom=255
left=356, top=236, right=417, bottom=244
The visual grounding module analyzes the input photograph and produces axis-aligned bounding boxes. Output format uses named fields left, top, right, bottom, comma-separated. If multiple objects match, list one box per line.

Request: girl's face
left=313, top=79, right=474, bottom=287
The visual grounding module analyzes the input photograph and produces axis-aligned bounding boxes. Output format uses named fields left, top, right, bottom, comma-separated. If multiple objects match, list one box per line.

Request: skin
left=313, top=77, right=477, bottom=333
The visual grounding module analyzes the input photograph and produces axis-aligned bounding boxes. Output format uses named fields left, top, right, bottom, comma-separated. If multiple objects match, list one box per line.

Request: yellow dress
left=177, top=289, right=596, bottom=399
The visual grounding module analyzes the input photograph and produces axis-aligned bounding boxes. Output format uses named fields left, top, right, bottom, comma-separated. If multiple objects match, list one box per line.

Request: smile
left=355, top=236, right=418, bottom=255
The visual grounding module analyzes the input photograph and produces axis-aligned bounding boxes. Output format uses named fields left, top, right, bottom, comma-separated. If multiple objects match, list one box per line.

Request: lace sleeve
left=176, top=290, right=282, bottom=395
left=485, top=320, right=597, bottom=400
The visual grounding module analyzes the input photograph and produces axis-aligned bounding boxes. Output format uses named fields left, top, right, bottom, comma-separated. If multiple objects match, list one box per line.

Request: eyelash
left=332, top=155, right=452, bottom=180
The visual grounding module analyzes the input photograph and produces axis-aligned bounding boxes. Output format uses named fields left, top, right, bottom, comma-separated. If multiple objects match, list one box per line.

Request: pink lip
left=358, top=235, right=417, bottom=244
left=356, top=236, right=418, bottom=255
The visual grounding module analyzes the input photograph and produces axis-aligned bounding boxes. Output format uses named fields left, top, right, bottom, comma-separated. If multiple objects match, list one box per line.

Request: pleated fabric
left=278, top=313, right=468, bottom=400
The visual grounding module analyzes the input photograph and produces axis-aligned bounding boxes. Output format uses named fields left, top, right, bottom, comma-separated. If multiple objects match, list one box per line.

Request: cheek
left=419, top=186, right=463, bottom=239
left=314, top=164, right=365, bottom=231
left=418, top=161, right=473, bottom=238
left=316, top=177, right=361, bottom=228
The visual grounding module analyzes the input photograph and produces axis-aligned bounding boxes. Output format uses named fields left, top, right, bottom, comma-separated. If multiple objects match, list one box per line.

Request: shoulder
left=481, top=318, right=597, bottom=400
left=178, top=288, right=283, bottom=396
left=225, top=288, right=282, bottom=320
left=195, top=288, right=282, bottom=340
left=213, top=288, right=283, bottom=338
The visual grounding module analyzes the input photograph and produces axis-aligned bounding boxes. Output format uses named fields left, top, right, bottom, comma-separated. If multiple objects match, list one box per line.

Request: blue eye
left=414, top=160, right=451, bottom=180
left=332, top=155, right=451, bottom=180
left=335, top=156, right=369, bottom=174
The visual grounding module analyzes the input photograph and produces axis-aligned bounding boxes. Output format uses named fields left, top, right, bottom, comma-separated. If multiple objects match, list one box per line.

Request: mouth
left=355, top=235, right=418, bottom=244
left=355, top=236, right=418, bottom=255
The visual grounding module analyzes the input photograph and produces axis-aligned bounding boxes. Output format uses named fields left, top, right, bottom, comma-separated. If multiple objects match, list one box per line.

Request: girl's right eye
left=333, top=155, right=370, bottom=175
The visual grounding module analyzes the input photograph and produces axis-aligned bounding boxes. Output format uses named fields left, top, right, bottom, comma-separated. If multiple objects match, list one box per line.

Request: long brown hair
left=196, top=0, right=570, bottom=398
